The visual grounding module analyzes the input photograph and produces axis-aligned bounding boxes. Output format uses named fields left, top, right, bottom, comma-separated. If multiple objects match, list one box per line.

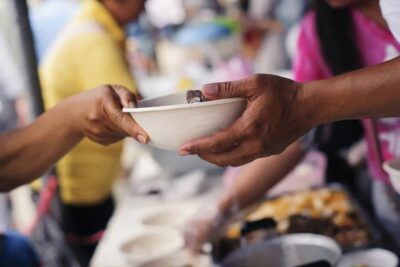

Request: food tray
left=212, top=183, right=381, bottom=262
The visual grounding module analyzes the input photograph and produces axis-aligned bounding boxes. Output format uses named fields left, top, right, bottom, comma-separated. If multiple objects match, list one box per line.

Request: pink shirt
left=294, top=9, right=400, bottom=183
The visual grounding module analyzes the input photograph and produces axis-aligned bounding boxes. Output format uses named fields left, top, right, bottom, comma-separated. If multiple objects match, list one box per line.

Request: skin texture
left=179, top=57, right=400, bottom=166
left=179, top=74, right=308, bottom=166
left=101, top=0, right=146, bottom=26
left=0, top=85, right=148, bottom=192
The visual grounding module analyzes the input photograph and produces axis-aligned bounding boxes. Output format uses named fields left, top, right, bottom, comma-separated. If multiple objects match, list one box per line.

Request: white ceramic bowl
left=142, top=206, right=194, bottom=227
left=138, top=250, right=211, bottom=267
left=338, top=248, right=398, bottom=267
left=123, top=92, right=246, bottom=151
left=383, top=159, right=400, bottom=193
left=121, top=230, right=184, bottom=264
left=222, top=234, right=341, bottom=267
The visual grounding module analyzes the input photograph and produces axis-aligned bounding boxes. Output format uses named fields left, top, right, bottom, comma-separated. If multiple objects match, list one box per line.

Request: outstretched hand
left=71, top=84, right=149, bottom=145
left=179, top=74, right=312, bottom=167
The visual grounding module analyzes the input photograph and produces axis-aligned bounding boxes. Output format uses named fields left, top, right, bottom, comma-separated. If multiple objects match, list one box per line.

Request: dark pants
left=0, top=231, right=40, bottom=267
left=56, top=195, right=115, bottom=267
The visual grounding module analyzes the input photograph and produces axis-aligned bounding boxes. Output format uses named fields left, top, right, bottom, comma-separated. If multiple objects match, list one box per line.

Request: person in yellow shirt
left=40, top=0, right=146, bottom=264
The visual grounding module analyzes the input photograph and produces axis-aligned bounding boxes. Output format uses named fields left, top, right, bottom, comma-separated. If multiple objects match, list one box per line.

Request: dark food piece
left=241, top=218, right=277, bottom=236
left=286, top=215, right=369, bottom=248
left=296, top=260, right=332, bottom=267
left=334, top=227, right=369, bottom=247
left=186, top=90, right=210, bottom=103
left=287, top=215, right=337, bottom=237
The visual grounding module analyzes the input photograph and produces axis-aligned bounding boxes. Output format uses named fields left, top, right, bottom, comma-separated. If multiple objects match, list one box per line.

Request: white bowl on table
left=121, top=230, right=184, bottom=264
left=141, top=206, right=195, bottom=228
left=338, top=248, right=398, bottom=267
left=123, top=92, right=246, bottom=151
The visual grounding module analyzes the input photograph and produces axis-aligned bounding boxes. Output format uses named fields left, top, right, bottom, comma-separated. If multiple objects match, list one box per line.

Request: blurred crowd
left=0, top=0, right=400, bottom=266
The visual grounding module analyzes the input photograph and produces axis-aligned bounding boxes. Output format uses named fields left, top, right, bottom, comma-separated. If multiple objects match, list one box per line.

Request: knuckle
left=254, top=74, right=265, bottom=86
left=210, top=142, right=223, bottom=153
left=243, top=124, right=257, bottom=138
left=243, top=118, right=264, bottom=138
left=219, top=81, right=236, bottom=97
left=87, top=111, right=101, bottom=123
left=91, top=126, right=104, bottom=136
left=111, top=111, right=123, bottom=124
left=97, top=85, right=114, bottom=99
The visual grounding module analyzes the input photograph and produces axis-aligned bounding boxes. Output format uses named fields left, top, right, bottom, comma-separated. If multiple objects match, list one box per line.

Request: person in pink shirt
left=185, top=0, right=400, bottom=252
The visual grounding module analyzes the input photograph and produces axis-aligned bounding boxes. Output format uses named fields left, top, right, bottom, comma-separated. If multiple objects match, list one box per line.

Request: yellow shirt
left=40, top=0, right=136, bottom=204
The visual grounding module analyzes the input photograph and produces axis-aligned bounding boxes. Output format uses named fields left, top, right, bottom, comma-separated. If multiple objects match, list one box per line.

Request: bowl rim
left=383, top=159, right=400, bottom=176
left=122, top=96, right=245, bottom=113
left=121, top=230, right=184, bottom=253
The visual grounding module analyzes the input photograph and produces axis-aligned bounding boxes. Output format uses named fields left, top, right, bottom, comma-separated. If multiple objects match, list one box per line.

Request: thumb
left=201, top=76, right=258, bottom=100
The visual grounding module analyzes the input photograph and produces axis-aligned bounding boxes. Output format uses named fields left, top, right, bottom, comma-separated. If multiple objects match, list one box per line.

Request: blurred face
left=102, top=0, right=146, bottom=26
left=324, top=0, right=360, bottom=9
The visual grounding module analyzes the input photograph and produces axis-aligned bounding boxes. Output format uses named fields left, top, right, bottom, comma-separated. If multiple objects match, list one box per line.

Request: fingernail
left=137, top=134, right=147, bottom=144
left=179, top=150, right=190, bottom=156
left=128, top=101, right=136, bottom=108
left=203, top=84, right=218, bottom=96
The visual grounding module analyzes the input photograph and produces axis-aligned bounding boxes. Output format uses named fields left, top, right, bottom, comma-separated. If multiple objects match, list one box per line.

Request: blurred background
left=1, top=0, right=400, bottom=267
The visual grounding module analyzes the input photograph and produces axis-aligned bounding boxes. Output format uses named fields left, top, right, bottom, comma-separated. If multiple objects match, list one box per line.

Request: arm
left=185, top=141, right=304, bottom=252
left=179, top=56, right=400, bottom=166
left=218, top=141, right=305, bottom=214
left=0, top=85, right=148, bottom=191
left=305, top=56, right=400, bottom=124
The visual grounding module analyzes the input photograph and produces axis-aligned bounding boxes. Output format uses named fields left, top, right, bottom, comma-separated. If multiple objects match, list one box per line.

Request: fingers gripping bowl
left=123, top=92, right=246, bottom=151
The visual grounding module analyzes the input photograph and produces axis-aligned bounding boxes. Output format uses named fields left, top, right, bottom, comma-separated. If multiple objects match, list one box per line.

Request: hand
left=185, top=192, right=237, bottom=253
left=69, top=85, right=149, bottom=145
left=179, top=74, right=312, bottom=167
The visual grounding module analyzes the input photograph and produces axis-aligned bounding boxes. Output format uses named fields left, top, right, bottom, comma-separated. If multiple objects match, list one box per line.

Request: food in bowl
left=186, top=90, right=210, bottom=103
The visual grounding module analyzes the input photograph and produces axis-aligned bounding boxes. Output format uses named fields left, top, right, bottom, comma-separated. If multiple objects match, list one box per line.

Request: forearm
left=304, top=56, right=400, bottom=126
left=0, top=99, right=83, bottom=191
left=219, top=141, right=305, bottom=214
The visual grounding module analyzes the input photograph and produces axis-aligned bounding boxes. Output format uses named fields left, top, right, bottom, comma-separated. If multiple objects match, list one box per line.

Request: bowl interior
left=138, top=92, right=187, bottom=108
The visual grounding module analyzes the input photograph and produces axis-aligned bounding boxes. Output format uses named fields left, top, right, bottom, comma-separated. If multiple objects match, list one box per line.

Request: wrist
left=61, top=97, right=85, bottom=140
left=218, top=190, right=239, bottom=218
left=299, top=80, right=331, bottom=128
